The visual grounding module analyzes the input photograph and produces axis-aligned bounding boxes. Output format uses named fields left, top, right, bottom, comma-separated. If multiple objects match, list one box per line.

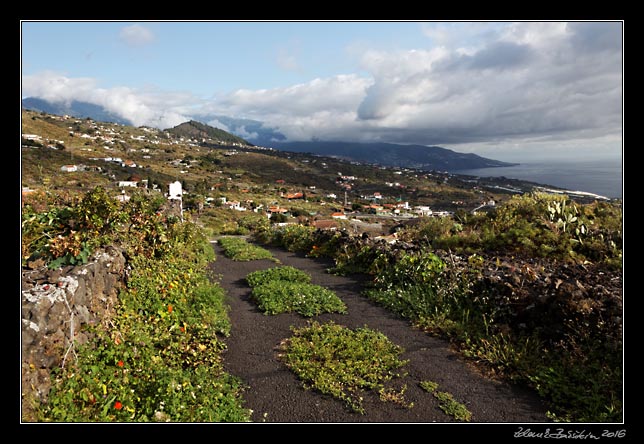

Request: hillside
left=165, top=120, right=251, bottom=146
left=21, top=97, right=287, bottom=145
left=21, top=108, right=624, bottom=424
left=21, top=97, right=515, bottom=172
left=271, top=141, right=517, bottom=171
left=191, top=113, right=287, bottom=145
left=21, top=108, right=601, bottom=234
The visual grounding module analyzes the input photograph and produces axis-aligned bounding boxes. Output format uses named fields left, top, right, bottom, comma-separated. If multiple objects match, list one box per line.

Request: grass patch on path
left=251, top=280, right=347, bottom=316
left=420, top=380, right=472, bottom=422
left=217, top=236, right=276, bottom=262
left=278, top=321, right=410, bottom=414
left=245, top=266, right=346, bottom=317
left=245, top=266, right=311, bottom=287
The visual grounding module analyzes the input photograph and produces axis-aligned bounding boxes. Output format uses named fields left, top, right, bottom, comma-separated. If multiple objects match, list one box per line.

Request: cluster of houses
left=22, top=134, right=65, bottom=150
left=59, top=156, right=141, bottom=174
left=24, top=116, right=499, bottom=232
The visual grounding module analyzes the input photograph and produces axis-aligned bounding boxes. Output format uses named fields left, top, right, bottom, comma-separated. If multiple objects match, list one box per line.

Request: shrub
left=268, top=224, right=317, bottom=252
left=30, top=189, right=251, bottom=422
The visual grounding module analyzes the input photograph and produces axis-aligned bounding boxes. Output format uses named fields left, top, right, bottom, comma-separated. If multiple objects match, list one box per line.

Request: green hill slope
left=165, top=120, right=251, bottom=146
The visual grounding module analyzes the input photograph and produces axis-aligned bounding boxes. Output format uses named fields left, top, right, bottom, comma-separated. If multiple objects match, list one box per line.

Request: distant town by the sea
left=457, top=158, right=622, bottom=199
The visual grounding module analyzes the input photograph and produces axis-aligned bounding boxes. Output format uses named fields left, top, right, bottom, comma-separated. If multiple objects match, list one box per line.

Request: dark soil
left=209, top=240, right=549, bottom=424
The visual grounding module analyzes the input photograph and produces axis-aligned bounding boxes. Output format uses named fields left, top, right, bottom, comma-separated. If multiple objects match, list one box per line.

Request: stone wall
left=20, top=246, right=127, bottom=422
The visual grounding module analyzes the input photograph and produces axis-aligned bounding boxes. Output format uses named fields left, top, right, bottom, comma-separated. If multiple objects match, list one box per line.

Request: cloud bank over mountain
left=22, top=22, right=622, bottom=160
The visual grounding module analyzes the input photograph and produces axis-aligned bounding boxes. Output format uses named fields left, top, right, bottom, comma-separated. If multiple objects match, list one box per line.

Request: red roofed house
left=267, top=206, right=289, bottom=217
left=313, top=220, right=339, bottom=230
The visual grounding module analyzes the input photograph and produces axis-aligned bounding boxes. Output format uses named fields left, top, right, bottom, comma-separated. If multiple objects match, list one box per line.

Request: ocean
left=456, top=159, right=623, bottom=199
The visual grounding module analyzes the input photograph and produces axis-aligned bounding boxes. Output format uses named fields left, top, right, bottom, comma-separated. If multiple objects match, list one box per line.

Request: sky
left=21, top=21, right=623, bottom=162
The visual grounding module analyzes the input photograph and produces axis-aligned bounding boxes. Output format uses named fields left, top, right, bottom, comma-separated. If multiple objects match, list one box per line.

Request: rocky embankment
left=21, top=246, right=127, bottom=422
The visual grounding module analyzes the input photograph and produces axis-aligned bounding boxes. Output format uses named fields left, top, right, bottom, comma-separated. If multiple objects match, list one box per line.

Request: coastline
left=455, top=159, right=622, bottom=200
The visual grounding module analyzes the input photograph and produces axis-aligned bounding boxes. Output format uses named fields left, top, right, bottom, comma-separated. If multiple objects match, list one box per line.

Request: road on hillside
left=209, top=240, right=548, bottom=424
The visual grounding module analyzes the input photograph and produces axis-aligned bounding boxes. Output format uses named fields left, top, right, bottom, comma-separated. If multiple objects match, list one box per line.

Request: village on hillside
left=22, top=109, right=600, bottom=239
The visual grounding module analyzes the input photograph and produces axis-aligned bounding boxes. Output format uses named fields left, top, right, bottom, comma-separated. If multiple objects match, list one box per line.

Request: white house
left=223, top=201, right=247, bottom=211
left=414, top=206, right=433, bottom=217
left=396, top=201, right=410, bottom=210
left=168, top=181, right=183, bottom=200
left=60, top=165, right=78, bottom=173
left=118, top=181, right=138, bottom=188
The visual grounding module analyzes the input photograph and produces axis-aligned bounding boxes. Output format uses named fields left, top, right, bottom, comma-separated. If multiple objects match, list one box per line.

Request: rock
left=21, top=246, right=127, bottom=420
left=26, top=258, right=46, bottom=269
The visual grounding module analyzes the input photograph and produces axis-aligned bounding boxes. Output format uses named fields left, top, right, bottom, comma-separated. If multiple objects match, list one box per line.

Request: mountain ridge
left=164, top=120, right=251, bottom=146
left=22, top=96, right=517, bottom=172
left=271, top=141, right=518, bottom=171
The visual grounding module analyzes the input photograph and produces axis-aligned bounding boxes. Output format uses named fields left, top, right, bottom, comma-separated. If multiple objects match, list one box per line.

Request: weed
left=419, top=380, right=472, bottom=422
left=217, top=236, right=276, bottom=261
left=245, top=266, right=311, bottom=287
left=250, top=280, right=346, bottom=317
left=279, top=321, right=409, bottom=414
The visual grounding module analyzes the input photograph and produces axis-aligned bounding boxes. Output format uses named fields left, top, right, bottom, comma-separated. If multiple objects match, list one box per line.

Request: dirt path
left=209, top=240, right=548, bottom=423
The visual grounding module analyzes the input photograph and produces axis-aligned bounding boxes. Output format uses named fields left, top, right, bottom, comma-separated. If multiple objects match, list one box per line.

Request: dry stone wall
left=21, top=246, right=127, bottom=421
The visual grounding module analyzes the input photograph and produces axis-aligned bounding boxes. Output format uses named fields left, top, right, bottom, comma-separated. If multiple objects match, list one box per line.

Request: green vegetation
left=24, top=187, right=251, bottom=422
left=257, top=224, right=318, bottom=253
left=419, top=380, right=472, bottom=422
left=22, top=111, right=623, bottom=423
left=217, top=236, right=276, bottom=261
left=245, top=265, right=312, bottom=287
left=248, top=192, right=623, bottom=422
left=166, top=120, right=250, bottom=146
left=400, top=193, right=622, bottom=269
left=22, top=186, right=171, bottom=268
left=250, top=280, right=346, bottom=317
left=278, top=321, right=409, bottom=414
left=245, top=265, right=345, bottom=316
left=362, top=248, right=622, bottom=422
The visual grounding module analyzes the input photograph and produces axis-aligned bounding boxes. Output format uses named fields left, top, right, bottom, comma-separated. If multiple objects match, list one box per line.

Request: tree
left=194, top=178, right=209, bottom=196
left=271, top=213, right=287, bottom=224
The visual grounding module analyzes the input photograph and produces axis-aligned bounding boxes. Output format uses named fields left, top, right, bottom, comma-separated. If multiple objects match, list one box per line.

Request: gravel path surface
left=209, top=240, right=548, bottom=424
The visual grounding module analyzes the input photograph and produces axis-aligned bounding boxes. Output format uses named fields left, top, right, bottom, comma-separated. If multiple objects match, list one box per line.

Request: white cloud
left=119, top=24, right=155, bottom=46
left=349, top=21, right=622, bottom=149
left=22, top=71, right=192, bottom=129
left=21, top=71, right=98, bottom=105
left=207, top=119, right=230, bottom=132
left=234, top=125, right=259, bottom=140
left=22, top=22, right=622, bottom=159
left=213, top=74, right=372, bottom=141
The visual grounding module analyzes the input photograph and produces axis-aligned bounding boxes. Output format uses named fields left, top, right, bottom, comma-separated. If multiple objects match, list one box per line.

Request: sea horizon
left=456, top=158, right=623, bottom=200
